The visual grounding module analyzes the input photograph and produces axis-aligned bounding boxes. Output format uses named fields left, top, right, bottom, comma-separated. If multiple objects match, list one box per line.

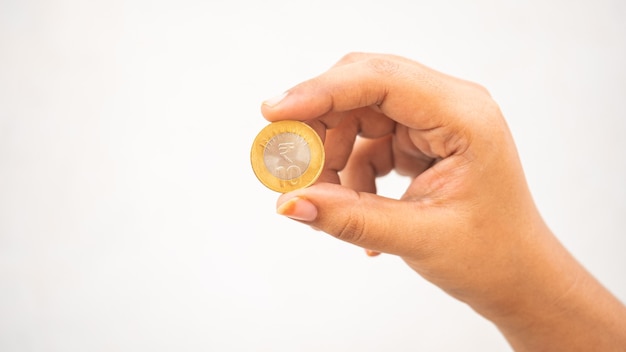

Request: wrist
left=476, top=224, right=626, bottom=351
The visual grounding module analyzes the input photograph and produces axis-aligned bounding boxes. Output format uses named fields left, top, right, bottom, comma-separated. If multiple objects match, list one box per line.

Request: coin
left=251, top=120, right=325, bottom=193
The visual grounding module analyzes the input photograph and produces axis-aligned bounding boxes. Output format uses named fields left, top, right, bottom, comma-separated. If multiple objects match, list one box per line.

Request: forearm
left=483, top=227, right=626, bottom=351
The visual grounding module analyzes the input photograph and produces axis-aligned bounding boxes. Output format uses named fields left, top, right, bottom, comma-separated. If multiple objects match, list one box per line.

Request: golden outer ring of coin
left=250, top=120, right=325, bottom=193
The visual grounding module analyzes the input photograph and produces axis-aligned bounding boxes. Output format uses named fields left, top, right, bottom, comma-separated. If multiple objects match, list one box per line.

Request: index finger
left=261, top=53, right=470, bottom=132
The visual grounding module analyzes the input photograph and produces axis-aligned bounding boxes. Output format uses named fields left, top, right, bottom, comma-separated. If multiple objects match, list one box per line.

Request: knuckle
left=366, top=57, right=401, bottom=77
left=339, top=51, right=368, bottom=64
left=335, top=209, right=367, bottom=244
left=470, top=81, right=492, bottom=96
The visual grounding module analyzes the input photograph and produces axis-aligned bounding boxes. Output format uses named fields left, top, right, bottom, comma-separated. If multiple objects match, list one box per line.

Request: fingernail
left=365, top=249, right=381, bottom=257
left=263, top=92, right=288, bottom=107
left=276, top=197, right=317, bottom=222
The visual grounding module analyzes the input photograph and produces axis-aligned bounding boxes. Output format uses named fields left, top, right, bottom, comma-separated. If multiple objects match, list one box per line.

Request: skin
left=261, top=52, right=626, bottom=351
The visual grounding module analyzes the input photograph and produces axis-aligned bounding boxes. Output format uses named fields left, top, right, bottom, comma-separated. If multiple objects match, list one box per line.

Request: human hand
left=260, top=53, right=626, bottom=351
left=262, top=52, right=543, bottom=306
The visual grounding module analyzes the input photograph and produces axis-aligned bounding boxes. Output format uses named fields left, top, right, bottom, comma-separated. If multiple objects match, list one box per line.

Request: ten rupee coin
left=250, top=120, right=324, bottom=193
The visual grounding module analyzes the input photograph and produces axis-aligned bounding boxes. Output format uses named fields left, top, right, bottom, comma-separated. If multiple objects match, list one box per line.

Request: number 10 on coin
left=250, top=121, right=325, bottom=193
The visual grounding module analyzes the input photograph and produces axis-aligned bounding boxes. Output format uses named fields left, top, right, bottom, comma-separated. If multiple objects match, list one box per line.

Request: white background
left=1, top=0, right=625, bottom=351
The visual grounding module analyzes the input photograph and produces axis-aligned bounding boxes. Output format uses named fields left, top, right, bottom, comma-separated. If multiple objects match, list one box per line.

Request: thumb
left=276, top=183, right=437, bottom=257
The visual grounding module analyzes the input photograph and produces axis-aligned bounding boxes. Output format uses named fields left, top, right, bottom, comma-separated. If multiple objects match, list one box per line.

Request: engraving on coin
left=263, top=133, right=310, bottom=180
left=251, top=121, right=325, bottom=193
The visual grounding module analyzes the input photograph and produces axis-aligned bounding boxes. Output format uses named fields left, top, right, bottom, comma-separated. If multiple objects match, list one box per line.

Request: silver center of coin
left=263, top=132, right=311, bottom=180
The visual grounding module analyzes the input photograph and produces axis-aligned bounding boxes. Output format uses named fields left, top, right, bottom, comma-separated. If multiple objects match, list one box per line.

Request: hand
left=262, top=52, right=542, bottom=306
left=261, top=53, right=626, bottom=351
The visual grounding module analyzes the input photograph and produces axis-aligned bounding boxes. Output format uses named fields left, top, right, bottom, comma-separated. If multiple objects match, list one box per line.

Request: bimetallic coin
left=251, top=120, right=325, bottom=193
